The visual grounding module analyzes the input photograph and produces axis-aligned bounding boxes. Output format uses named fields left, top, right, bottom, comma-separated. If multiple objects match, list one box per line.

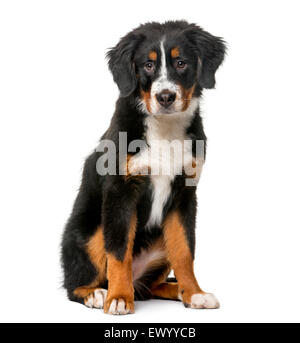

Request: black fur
left=183, top=24, right=225, bottom=89
left=61, top=20, right=225, bottom=302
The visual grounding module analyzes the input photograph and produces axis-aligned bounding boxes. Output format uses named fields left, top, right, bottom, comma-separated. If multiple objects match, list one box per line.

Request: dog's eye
left=176, top=60, right=186, bottom=70
left=144, top=62, right=154, bottom=72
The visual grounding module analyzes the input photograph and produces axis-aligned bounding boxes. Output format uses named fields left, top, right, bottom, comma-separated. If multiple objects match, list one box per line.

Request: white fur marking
left=108, top=299, right=117, bottom=314
left=148, top=175, right=171, bottom=227
left=160, top=40, right=167, bottom=79
left=93, top=288, right=107, bottom=309
left=84, top=288, right=107, bottom=309
left=142, top=101, right=198, bottom=228
left=190, top=293, right=220, bottom=309
left=108, top=298, right=131, bottom=315
left=84, top=294, right=94, bottom=308
left=116, top=299, right=127, bottom=315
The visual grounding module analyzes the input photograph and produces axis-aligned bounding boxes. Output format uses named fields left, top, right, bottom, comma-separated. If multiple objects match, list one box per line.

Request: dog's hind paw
left=84, top=288, right=107, bottom=309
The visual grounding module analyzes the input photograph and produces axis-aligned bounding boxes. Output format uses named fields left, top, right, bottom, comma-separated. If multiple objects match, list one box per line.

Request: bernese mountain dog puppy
left=61, top=20, right=226, bottom=315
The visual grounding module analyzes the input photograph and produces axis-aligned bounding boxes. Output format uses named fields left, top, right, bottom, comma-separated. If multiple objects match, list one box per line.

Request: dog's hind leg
left=71, top=226, right=108, bottom=308
left=163, top=190, right=220, bottom=308
left=151, top=282, right=181, bottom=300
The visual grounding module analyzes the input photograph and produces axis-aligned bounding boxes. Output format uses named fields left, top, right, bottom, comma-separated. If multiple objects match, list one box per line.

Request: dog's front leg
left=163, top=196, right=220, bottom=309
left=104, top=213, right=136, bottom=315
left=102, top=178, right=139, bottom=315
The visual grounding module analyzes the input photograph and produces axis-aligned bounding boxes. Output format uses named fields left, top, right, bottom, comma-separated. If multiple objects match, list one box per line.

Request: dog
left=61, top=20, right=226, bottom=315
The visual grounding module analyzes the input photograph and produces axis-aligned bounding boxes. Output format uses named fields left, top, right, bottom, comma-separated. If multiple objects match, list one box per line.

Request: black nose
left=156, top=90, right=176, bottom=108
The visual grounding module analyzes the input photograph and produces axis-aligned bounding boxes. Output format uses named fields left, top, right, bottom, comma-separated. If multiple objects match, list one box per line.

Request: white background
left=0, top=0, right=300, bottom=323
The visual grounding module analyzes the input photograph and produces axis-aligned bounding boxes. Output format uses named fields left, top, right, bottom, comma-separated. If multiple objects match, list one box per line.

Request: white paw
left=189, top=293, right=220, bottom=309
left=108, top=299, right=133, bottom=315
left=84, top=288, right=107, bottom=309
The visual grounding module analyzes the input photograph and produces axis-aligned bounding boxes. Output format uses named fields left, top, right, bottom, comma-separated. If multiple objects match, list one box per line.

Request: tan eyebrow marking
left=148, top=51, right=157, bottom=61
left=171, top=47, right=180, bottom=58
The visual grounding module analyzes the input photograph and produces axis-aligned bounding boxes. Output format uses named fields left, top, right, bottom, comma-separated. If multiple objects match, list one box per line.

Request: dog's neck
left=143, top=97, right=199, bottom=143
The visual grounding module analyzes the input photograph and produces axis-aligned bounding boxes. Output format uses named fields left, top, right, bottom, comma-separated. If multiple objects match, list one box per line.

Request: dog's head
left=107, top=21, right=226, bottom=115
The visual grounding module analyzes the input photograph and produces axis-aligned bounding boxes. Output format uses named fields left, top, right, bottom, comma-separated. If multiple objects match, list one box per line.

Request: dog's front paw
left=184, top=293, right=220, bottom=309
left=104, top=297, right=134, bottom=315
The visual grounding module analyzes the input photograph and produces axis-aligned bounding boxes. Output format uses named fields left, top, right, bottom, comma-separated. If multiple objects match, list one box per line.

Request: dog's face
left=135, top=37, right=199, bottom=115
left=107, top=21, right=226, bottom=115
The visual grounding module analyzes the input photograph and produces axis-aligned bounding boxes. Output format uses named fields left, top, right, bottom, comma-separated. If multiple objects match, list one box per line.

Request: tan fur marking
left=163, top=211, right=203, bottom=304
left=148, top=51, right=157, bottom=61
left=181, top=84, right=195, bottom=111
left=152, top=282, right=179, bottom=300
left=141, top=88, right=152, bottom=113
left=73, top=227, right=107, bottom=300
left=73, top=286, right=99, bottom=299
left=185, top=157, right=201, bottom=179
left=171, top=47, right=180, bottom=59
left=104, top=213, right=137, bottom=314
left=86, top=226, right=107, bottom=284
left=124, top=154, right=133, bottom=179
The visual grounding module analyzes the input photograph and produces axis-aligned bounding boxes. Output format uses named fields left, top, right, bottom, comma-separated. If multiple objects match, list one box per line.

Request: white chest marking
left=143, top=109, right=196, bottom=228
left=128, top=100, right=199, bottom=228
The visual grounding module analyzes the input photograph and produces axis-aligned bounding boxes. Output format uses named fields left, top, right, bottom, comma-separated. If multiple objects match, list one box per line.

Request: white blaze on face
left=149, top=40, right=182, bottom=115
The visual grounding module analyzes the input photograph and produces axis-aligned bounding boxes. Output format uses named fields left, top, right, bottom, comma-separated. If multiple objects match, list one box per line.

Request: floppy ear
left=107, top=33, right=145, bottom=97
left=184, top=25, right=226, bottom=89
